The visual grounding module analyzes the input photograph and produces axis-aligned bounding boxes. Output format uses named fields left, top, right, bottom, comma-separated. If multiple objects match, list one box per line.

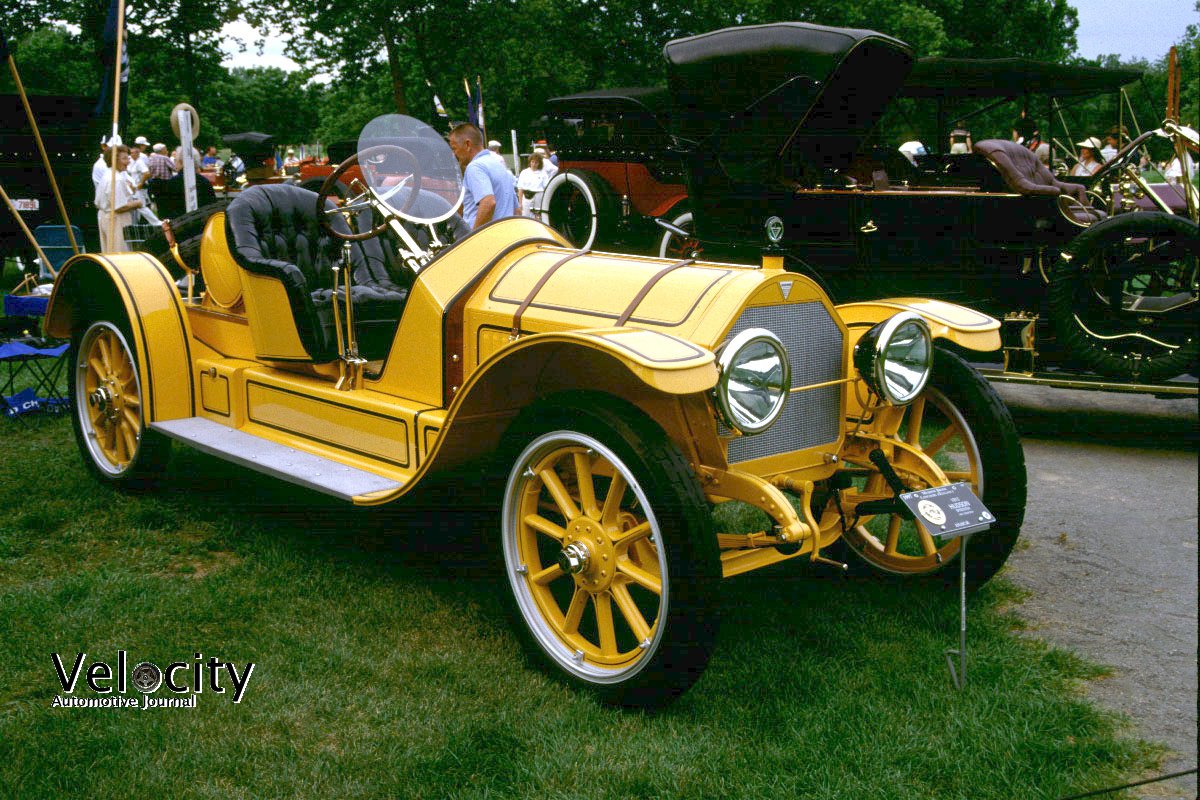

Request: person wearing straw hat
left=1070, top=137, right=1104, bottom=177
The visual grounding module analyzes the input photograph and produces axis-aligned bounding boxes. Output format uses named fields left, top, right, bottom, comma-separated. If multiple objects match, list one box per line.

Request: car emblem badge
left=917, top=500, right=947, bottom=526
left=764, top=216, right=785, bottom=243
left=779, top=281, right=793, bottom=300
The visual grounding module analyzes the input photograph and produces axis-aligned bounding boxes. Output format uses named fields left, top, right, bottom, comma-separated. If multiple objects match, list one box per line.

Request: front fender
left=391, top=329, right=719, bottom=494
left=44, top=252, right=195, bottom=422
left=835, top=297, right=1001, bottom=352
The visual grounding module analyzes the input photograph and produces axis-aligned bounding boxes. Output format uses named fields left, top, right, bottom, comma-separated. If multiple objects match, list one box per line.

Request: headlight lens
left=714, top=327, right=790, bottom=434
left=853, top=312, right=932, bottom=405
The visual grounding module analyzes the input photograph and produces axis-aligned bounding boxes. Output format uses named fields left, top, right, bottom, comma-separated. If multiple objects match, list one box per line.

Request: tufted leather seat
left=224, top=184, right=409, bottom=362
left=973, top=139, right=1106, bottom=224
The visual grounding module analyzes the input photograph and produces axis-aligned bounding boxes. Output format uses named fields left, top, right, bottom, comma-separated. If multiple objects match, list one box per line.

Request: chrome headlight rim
left=714, top=327, right=791, bottom=435
left=855, top=312, right=932, bottom=406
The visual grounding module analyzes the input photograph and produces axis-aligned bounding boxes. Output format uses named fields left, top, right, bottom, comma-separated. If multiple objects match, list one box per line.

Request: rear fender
left=835, top=297, right=1001, bottom=352
left=44, top=252, right=195, bottom=422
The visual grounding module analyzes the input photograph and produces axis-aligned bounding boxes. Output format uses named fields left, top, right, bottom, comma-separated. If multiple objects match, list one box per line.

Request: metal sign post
left=178, top=109, right=197, bottom=213
left=898, top=482, right=994, bottom=691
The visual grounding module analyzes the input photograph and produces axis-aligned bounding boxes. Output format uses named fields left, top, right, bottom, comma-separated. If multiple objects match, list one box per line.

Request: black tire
left=831, top=347, right=1026, bottom=591
left=69, top=311, right=171, bottom=488
left=138, top=199, right=232, bottom=276
left=1047, top=211, right=1198, bottom=383
left=498, top=393, right=721, bottom=708
left=540, top=170, right=615, bottom=249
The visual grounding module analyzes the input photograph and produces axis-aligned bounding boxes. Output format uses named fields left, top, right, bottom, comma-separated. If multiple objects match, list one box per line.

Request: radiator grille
left=719, top=302, right=843, bottom=464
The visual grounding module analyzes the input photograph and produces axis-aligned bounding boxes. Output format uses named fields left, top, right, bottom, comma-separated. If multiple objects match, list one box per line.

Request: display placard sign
left=899, top=483, right=994, bottom=540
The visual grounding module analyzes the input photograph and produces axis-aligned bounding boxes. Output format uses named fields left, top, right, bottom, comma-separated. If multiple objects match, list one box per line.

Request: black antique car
left=543, top=22, right=1198, bottom=385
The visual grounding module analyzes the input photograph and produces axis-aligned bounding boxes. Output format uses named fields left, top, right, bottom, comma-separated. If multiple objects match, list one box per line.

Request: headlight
left=853, top=312, right=932, bottom=405
left=714, top=327, right=790, bottom=434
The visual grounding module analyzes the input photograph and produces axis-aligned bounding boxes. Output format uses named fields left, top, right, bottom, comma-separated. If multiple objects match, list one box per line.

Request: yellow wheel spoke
left=121, top=407, right=140, bottom=432
left=530, top=563, right=563, bottom=586
left=119, top=425, right=137, bottom=465
left=573, top=453, right=601, bottom=518
left=524, top=514, right=566, bottom=542
left=917, top=525, right=939, bottom=556
left=612, top=583, right=652, bottom=643
left=96, top=336, right=113, bottom=373
left=618, top=560, right=662, bottom=595
left=943, top=470, right=974, bottom=484
left=87, top=356, right=106, bottom=379
left=562, top=588, right=587, bottom=635
left=884, top=515, right=902, bottom=555
left=905, top=396, right=926, bottom=446
left=611, top=520, right=651, bottom=547
left=539, top=468, right=580, bottom=521
left=923, top=425, right=957, bottom=458
left=593, top=592, right=618, bottom=656
left=600, top=473, right=628, bottom=528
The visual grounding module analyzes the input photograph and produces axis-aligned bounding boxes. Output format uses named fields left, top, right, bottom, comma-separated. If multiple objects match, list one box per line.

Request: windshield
left=356, top=114, right=464, bottom=225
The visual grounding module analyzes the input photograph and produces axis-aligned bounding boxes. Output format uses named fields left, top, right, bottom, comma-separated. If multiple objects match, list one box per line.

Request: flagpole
left=107, top=0, right=126, bottom=251
left=4, top=52, right=79, bottom=255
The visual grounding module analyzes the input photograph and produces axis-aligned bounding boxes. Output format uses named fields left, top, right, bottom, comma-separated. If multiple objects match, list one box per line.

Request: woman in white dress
left=517, top=153, right=550, bottom=218
left=94, top=144, right=144, bottom=252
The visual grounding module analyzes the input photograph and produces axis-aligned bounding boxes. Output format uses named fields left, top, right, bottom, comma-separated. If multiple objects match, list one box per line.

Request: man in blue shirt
left=449, top=123, right=516, bottom=229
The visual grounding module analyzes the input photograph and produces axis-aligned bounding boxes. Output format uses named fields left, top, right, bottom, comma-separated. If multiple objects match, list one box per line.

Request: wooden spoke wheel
left=499, top=398, right=719, bottom=707
left=833, top=348, right=1026, bottom=589
left=71, top=318, right=170, bottom=485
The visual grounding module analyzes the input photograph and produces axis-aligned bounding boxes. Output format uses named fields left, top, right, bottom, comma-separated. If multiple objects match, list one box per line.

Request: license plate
left=899, top=483, right=994, bottom=540
left=13, top=198, right=40, bottom=211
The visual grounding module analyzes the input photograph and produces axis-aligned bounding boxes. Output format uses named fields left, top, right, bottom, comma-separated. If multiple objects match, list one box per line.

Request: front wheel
left=499, top=398, right=720, bottom=707
left=70, top=316, right=171, bottom=487
left=831, top=348, right=1026, bottom=590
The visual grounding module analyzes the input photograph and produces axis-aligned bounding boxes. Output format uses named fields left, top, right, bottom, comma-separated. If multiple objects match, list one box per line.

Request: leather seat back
left=225, top=184, right=408, bottom=362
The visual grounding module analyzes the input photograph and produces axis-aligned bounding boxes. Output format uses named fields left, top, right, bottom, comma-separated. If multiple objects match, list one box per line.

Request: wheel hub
left=88, top=383, right=122, bottom=423
left=561, top=518, right=616, bottom=591
left=557, top=542, right=590, bottom=575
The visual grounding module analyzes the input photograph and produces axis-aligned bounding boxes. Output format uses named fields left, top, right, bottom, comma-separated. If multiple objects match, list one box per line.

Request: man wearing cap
left=1070, top=137, right=1104, bottom=176
left=449, top=123, right=517, bottom=229
left=127, top=137, right=160, bottom=226
left=92, top=139, right=111, bottom=189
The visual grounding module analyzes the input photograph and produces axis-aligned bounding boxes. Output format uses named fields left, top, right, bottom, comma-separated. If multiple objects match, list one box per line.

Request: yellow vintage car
left=46, top=115, right=1025, bottom=707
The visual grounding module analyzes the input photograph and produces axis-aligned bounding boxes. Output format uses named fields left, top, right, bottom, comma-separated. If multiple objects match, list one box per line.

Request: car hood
left=664, top=22, right=913, bottom=176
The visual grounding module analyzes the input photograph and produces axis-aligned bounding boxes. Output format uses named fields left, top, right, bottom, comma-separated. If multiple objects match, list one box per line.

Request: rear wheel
left=1048, top=211, right=1198, bottom=382
left=70, top=316, right=170, bottom=486
left=499, top=397, right=720, bottom=707
left=540, top=170, right=613, bottom=250
left=831, top=348, right=1026, bottom=590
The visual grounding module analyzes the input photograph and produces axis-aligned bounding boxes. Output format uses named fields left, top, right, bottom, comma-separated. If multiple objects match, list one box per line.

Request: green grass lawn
left=0, top=415, right=1159, bottom=799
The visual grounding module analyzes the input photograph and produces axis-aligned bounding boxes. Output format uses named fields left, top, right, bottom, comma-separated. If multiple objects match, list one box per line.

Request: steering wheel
left=1090, top=130, right=1156, bottom=184
left=317, top=143, right=423, bottom=241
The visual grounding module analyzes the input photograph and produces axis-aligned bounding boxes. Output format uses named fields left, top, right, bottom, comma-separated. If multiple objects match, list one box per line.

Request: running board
left=150, top=417, right=404, bottom=501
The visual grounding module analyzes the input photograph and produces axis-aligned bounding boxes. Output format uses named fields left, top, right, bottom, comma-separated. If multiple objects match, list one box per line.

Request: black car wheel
left=540, top=170, right=613, bottom=250
left=1047, top=211, right=1198, bottom=383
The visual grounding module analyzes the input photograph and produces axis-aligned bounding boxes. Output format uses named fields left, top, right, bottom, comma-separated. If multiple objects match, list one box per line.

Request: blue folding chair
left=33, top=224, right=85, bottom=281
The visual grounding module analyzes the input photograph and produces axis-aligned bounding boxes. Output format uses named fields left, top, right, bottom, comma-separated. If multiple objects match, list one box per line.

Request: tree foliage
left=0, top=0, right=1193, bottom=156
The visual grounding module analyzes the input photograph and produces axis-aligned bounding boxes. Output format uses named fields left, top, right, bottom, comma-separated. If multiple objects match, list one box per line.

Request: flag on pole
left=426, top=79, right=448, bottom=121
left=93, top=0, right=128, bottom=134
left=0, top=25, right=11, bottom=60
left=476, top=75, right=486, bottom=141
left=463, top=77, right=478, bottom=128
